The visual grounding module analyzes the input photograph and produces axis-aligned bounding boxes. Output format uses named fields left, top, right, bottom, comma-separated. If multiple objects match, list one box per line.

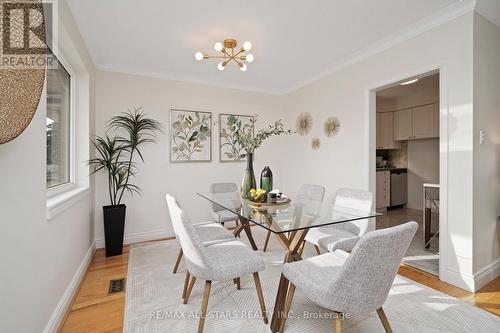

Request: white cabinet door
left=394, top=109, right=412, bottom=141
left=412, top=104, right=439, bottom=139
left=378, top=112, right=401, bottom=149
left=376, top=171, right=391, bottom=209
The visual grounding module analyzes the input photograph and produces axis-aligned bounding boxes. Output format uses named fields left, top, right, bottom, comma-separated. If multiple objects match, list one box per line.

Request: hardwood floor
left=59, top=240, right=500, bottom=332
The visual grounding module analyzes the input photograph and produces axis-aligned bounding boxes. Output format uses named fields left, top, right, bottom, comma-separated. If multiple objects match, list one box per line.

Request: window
left=46, top=55, right=71, bottom=188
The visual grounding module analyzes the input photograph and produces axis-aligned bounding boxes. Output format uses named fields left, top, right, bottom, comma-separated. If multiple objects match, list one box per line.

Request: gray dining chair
left=263, top=184, right=325, bottom=252
left=210, top=182, right=241, bottom=227
left=280, top=221, right=418, bottom=333
left=304, top=188, right=373, bottom=254
left=166, top=194, right=268, bottom=333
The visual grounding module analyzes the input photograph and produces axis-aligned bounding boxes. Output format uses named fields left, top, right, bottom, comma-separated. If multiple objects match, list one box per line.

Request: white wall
left=0, top=1, right=95, bottom=332
left=93, top=71, right=286, bottom=246
left=407, top=138, right=440, bottom=210
left=472, top=12, right=500, bottom=285
left=281, top=13, right=475, bottom=290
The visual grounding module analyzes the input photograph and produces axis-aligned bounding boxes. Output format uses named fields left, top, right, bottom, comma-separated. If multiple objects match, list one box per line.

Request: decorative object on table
left=323, top=116, right=340, bottom=137
left=312, top=137, right=321, bottom=150
left=249, top=188, right=267, bottom=203
left=219, top=113, right=254, bottom=162
left=170, top=109, right=211, bottom=162
left=260, top=166, right=273, bottom=193
left=267, top=192, right=277, bottom=204
left=194, top=39, right=254, bottom=72
left=234, top=116, right=292, bottom=199
left=88, top=108, right=163, bottom=256
left=296, top=112, right=312, bottom=136
left=0, top=0, right=46, bottom=144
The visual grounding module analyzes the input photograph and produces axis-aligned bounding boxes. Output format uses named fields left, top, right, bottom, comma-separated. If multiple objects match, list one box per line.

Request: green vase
left=241, top=152, right=256, bottom=199
left=260, top=166, right=273, bottom=193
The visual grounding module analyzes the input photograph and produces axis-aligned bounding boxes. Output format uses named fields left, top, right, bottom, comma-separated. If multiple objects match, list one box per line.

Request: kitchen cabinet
left=376, top=112, right=401, bottom=149
left=394, top=103, right=439, bottom=141
left=412, top=104, right=439, bottom=139
left=376, top=171, right=390, bottom=209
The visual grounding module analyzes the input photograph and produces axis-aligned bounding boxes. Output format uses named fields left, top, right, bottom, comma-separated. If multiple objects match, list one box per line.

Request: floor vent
left=108, top=278, right=126, bottom=294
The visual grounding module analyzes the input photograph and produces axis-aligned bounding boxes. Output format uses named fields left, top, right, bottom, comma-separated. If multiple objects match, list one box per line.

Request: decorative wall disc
left=312, top=137, right=321, bottom=150
left=0, top=0, right=46, bottom=144
left=296, top=112, right=312, bottom=136
left=323, top=116, right=340, bottom=137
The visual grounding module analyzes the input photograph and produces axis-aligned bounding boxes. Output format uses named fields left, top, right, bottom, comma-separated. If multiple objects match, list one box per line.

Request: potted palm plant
left=88, top=108, right=163, bottom=256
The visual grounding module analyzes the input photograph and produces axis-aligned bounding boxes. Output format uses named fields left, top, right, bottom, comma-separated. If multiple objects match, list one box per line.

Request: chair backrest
left=333, top=188, right=373, bottom=236
left=209, top=182, right=240, bottom=212
left=295, top=184, right=326, bottom=203
left=330, top=221, right=418, bottom=315
left=165, top=194, right=210, bottom=271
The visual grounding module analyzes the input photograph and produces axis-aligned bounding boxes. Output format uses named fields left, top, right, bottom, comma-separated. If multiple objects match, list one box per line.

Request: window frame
left=46, top=47, right=77, bottom=198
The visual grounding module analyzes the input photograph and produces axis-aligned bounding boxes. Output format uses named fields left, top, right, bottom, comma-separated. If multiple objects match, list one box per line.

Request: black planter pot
left=103, top=204, right=126, bottom=257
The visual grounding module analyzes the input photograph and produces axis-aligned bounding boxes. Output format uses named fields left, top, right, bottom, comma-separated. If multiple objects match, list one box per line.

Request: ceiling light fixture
left=194, top=39, right=254, bottom=72
left=400, top=78, right=419, bottom=85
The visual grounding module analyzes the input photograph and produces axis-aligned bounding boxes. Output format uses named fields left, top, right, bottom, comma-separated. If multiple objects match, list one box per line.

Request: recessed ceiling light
left=400, top=78, right=419, bottom=85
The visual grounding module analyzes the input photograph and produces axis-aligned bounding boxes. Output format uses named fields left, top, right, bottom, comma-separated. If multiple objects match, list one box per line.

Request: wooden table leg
left=270, top=229, right=309, bottom=332
left=235, top=217, right=258, bottom=251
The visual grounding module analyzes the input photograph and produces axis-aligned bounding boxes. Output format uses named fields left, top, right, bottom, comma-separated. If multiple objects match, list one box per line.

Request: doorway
left=373, top=71, right=440, bottom=276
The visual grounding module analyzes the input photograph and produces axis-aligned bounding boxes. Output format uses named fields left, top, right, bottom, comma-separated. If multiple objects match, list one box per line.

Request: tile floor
left=377, top=207, right=439, bottom=275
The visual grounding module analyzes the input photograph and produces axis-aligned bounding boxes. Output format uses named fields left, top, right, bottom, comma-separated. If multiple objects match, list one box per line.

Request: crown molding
left=282, top=0, right=477, bottom=95
left=475, top=0, right=500, bottom=28
left=95, top=64, right=283, bottom=96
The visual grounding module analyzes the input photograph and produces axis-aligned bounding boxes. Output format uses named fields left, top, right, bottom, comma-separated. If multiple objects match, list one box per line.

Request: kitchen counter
left=376, top=167, right=407, bottom=172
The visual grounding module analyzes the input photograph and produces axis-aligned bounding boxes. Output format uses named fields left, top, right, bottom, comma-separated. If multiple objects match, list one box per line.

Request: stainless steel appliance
left=390, top=169, right=407, bottom=206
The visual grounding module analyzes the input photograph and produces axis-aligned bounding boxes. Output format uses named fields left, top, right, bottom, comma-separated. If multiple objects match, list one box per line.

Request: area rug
left=124, top=227, right=499, bottom=333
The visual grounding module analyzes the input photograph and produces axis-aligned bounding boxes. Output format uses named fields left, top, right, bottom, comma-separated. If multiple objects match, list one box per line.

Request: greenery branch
left=234, top=115, right=292, bottom=154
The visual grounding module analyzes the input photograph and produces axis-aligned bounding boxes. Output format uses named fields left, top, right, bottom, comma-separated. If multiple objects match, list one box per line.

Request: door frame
left=365, top=65, right=448, bottom=282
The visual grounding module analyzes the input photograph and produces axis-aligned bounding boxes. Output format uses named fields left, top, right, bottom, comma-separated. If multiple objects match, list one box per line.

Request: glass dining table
left=198, top=191, right=380, bottom=332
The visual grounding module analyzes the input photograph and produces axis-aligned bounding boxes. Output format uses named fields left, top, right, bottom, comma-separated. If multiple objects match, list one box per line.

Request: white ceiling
left=377, top=73, right=439, bottom=99
left=67, top=0, right=466, bottom=94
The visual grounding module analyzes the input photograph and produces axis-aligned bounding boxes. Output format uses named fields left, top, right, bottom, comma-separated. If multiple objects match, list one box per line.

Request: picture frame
left=219, top=113, right=254, bottom=162
left=170, top=109, right=212, bottom=162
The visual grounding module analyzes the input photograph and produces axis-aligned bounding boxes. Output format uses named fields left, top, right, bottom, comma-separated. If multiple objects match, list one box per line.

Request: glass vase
left=241, top=152, right=256, bottom=199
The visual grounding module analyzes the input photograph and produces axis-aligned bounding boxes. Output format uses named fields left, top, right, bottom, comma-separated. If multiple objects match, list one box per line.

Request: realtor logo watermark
left=0, top=0, right=58, bottom=69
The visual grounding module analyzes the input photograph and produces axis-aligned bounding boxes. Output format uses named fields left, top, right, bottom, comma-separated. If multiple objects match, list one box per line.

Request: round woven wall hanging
left=0, top=0, right=46, bottom=144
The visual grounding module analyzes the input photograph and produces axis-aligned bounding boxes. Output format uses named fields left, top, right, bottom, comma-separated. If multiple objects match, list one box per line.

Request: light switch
left=479, top=130, right=485, bottom=144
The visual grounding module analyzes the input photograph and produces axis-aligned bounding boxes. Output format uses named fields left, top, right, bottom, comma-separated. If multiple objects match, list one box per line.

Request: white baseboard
left=473, top=259, right=500, bottom=291
left=444, top=268, right=475, bottom=292
left=43, top=240, right=96, bottom=333
left=95, top=229, right=175, bottom=249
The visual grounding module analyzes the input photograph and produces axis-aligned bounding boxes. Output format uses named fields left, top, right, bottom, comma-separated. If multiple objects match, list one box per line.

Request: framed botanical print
left=219, top=113, right=254, bottom=162
left=170, top=109, right=212, bottom=162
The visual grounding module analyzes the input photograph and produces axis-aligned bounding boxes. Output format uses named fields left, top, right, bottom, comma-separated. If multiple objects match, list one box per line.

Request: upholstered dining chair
left=280, top=221, right=418, bottom=333
left=304, top=188, right=373, bottom=254
left=166, top=194, right=268, bottom=333
left=262, top=184, right=325, bottom=252
left=210, top=182, right=241, bottom=227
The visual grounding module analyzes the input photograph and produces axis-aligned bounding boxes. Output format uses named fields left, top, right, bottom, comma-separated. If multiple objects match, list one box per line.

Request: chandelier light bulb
left=239, top=63, right=247, bottom=72
left=246, top=54, right=254, bottom=63
left=194, top=52, right=204, bottom=61
left=217, top=62, right=225, bottom=71
left=242, top=41, right=252, bottom=51
left=214, top=42, right=223, bottom=52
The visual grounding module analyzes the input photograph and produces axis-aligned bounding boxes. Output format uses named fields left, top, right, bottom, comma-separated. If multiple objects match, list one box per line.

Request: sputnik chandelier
left=194, top=39, right=254, bottom=72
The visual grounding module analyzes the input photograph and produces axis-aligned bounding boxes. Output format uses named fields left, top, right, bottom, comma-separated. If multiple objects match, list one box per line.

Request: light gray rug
left=124, top=227, right=499, bottom=333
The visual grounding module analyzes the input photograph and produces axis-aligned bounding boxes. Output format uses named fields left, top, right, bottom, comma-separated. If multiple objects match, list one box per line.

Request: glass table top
left=198, top=192, right=380, bottom=234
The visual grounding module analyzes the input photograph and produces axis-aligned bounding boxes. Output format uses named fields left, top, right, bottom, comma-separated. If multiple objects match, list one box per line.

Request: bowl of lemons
left=249, top=188, right=267, bottom=203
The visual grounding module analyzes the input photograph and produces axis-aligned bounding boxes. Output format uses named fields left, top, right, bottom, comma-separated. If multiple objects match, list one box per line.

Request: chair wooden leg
left=279, top=283, right=296, bottom=333
left=183, top=276, right=196, bottom=304
left=182, top=271, right=190, bottom=299
left=173, top=248, right=183, bottom=273
left=376, top=307, right=393, bottom=333
left=198, top=281, right=212, bottom=333
left=335, top=312, right=343, bottom=333
left=233, top=277, right=241, bottom=290
left=263, top=230, right=272, bottom=252
left=253, top=272, right=268, bottom=324
left=314, top=245, right=321, bottom=255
